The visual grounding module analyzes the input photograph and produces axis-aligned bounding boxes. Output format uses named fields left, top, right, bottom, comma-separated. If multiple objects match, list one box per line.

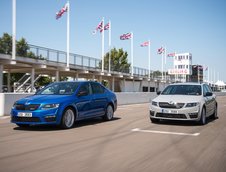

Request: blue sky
left=0, top=0, right=226, bottom=82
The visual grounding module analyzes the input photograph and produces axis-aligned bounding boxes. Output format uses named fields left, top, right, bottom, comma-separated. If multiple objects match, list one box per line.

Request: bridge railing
left=28, top=44, right=153, bottom=78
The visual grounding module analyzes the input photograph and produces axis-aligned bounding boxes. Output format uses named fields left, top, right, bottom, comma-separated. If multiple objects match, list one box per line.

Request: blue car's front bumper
left=11, top=108, right=60, bottom=125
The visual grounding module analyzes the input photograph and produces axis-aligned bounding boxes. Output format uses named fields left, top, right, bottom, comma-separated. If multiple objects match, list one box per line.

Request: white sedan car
left=150, top=83, right=218, bottom=125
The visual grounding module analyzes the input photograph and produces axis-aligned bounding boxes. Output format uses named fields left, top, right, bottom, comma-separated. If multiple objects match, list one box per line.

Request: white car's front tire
left=199, top=107, right=206, bottom=125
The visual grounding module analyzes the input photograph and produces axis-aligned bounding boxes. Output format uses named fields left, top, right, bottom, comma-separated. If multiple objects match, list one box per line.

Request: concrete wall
left=0, top=92, right=157, bottom=116
left=116, top=92, right=157, bottom=105
left=1, top=92, right=226, bottom=116
left=0, top=93, right=33, bottom=116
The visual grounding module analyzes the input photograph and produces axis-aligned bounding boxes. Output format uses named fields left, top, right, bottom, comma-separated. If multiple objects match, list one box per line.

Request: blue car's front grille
left=15, top=104, right=40, bottom=111
left=11, top=116, right=40, bottom=122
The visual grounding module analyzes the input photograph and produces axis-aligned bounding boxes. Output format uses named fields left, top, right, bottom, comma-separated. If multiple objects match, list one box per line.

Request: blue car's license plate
left=17, top=112, right=32, bottom=117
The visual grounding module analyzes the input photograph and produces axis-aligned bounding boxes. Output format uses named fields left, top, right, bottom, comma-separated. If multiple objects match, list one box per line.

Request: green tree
left=35, top=76, right=52, bottom=88
left=151, top=70, right=162, bottom=78
left=0, top=33, right=12, bottom=54
left=16, top=38, right=29, bottom=56
left=101, top=48, right=131, bottom=73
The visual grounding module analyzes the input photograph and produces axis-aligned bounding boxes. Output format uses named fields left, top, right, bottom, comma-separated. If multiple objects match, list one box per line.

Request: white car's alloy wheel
left=213, top=104, right=218, bottom=119
left=200, top=108, right=206, bottom=125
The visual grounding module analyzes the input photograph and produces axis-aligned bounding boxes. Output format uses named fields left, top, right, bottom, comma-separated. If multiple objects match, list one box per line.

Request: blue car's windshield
left=36, top=82, right=80, bottom=95
left=161, top=85, right=202, bottom=96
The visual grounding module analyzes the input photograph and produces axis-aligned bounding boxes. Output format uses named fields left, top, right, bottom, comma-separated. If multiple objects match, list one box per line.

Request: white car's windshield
left=161, top=85, right=202, bottom=96
left=36, top=82, right=80, bottom=95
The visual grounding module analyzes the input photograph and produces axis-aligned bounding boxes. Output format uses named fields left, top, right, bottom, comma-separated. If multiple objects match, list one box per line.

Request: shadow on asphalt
left=153, top=117, right=218, bottom=126
left=13, top=117, right=121, bottom=131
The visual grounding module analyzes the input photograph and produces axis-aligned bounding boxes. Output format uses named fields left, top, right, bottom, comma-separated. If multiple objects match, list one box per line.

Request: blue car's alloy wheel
left=104, top=105, right=114, bottom=121
left=61, top=108, right=75, bottom=129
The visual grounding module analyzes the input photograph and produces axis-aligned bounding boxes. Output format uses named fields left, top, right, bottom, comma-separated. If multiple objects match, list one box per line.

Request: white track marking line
left=131, top=128, right=200, bottom=137
left=0, top=116, right=10, bottom=120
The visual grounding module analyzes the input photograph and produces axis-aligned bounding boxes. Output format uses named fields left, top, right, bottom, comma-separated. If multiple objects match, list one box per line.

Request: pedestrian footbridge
left=0, top=44, right=168, bottom=93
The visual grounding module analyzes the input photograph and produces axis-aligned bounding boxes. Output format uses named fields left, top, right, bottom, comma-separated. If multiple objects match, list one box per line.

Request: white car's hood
left=153, top=95, right=202, bottom=103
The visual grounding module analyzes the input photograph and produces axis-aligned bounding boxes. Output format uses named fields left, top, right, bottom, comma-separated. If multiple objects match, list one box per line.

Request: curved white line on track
left=131, top=128, right=200, bottom=136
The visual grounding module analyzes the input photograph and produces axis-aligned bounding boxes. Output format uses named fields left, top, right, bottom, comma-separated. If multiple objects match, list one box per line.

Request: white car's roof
left=169, top=82, right=204, bottom=86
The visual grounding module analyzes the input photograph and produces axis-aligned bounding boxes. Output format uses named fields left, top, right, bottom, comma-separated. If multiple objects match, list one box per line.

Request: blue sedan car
left=11, top=81, right=117, bottom=129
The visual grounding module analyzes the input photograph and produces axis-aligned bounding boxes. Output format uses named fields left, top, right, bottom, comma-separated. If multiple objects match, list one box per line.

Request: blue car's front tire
left=16, top=124, right=29, bottom=128
left=103, top=105, right=114, bottom=121
left=61, top=107, right=75, bottom=129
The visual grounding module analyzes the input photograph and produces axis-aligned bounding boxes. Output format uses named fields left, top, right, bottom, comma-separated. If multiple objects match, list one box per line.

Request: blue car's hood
left=16, top=95, right=74, bottom=104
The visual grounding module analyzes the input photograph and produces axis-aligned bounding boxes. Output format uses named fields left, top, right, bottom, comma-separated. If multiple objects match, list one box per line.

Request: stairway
left=14, top=74, right=42, bottom=93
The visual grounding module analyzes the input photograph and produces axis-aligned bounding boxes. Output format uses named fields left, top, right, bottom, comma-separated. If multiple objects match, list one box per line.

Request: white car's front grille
left=159, top=102, right=185, bottom=109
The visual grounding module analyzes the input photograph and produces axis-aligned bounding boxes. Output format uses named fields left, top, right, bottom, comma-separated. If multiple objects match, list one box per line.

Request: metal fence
left=29, top=44, right=151, bottom=77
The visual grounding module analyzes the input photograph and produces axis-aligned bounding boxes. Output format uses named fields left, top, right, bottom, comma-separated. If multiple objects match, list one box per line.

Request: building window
left=186, top=65, right=188, bottom=69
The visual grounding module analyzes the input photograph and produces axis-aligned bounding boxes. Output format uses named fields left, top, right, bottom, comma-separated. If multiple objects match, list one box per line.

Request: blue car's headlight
left=185, top=102, right=199, bottom=108
left=12, top=102, right=17, bottom=109
left=41, top=104, right=60, bottom=110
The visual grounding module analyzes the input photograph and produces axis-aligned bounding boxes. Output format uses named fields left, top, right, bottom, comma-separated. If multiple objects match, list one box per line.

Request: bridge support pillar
left=148, top=80, right=151, bottom=92
left=31, top=68, right=35, bottom=92
left=133, top=79, right=135, bottom=92
left=122, top=78, right=126, bottom=92
left=0, top=64, right=3, bottom=93
left=75, top=73, right=79, bottom=81
left=112, top=77, right=115, bottom=92
left=7, top=71, right=11, bottom=92
left=99, top=75, right=102, bottom=83
left=139, top=80, right=143, bottom=92
left=55, top=70, right=59, bottom=82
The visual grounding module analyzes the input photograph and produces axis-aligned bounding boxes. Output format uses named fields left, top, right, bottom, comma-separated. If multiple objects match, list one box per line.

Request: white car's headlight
left=185, top=102, right=200, bottom=108
left=151, top=101, right=158, bottom=106
left=41, top=104, right=60, bottom=110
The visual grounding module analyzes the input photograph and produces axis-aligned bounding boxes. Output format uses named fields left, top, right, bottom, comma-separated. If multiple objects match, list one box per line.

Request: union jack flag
left=140, top=41, right=149, bottom=47
left=167, top=53, right=175, bottom=57
left=92, top=21, right=103, bottom=35
left=120, top=33, right=132, bottom=40
left=56, top=3, right=68, bottom=20
left=157, top=47, right=165, bottom=54
left=100, top=22, right=110, bottom=32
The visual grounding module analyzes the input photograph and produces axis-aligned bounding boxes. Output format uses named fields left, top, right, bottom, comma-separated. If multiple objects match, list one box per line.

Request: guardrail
left=29, top=44, right=151, bottom=77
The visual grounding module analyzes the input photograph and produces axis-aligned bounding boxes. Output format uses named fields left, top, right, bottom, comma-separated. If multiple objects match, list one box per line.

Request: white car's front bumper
left=150, top=105, right=201, bottom=121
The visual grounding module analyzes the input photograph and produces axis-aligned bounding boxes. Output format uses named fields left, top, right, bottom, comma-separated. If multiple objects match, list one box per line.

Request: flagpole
left=101, top=17, right=105, bottom=73
left=108, top=20, right=111, bottom=73
left=161, top=49, right=163, bottom=80
left=208, top=66, right=209, bottom=84
left=198, top=64, right=199, bottom=83
left=131, top=32, right=134, bottom=77
left=148, top=40, right=150, bottom=79
left=210, top=67, right=212, bottom=84
left=66, top=1, right=70, bottom=69
left=164, top=46, right=166, bottom=81
left=174, top=52, right=176, bottom=82
left=12, top=0, right=16, bottom=62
